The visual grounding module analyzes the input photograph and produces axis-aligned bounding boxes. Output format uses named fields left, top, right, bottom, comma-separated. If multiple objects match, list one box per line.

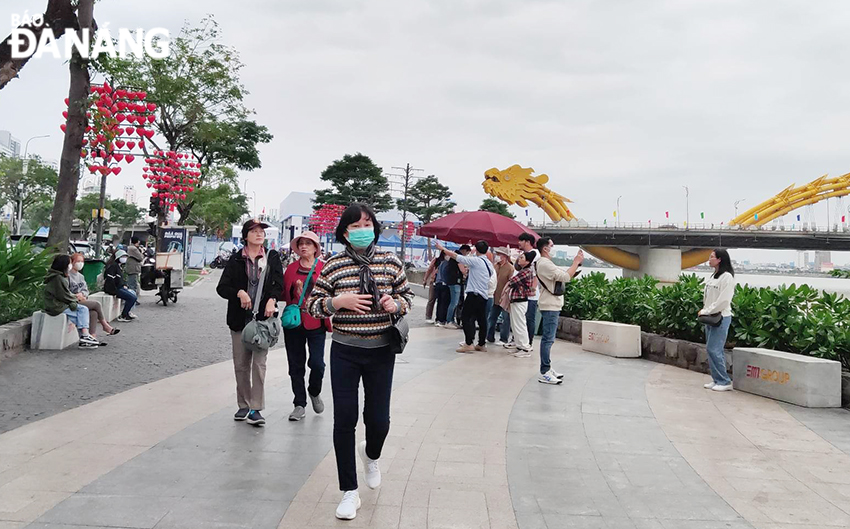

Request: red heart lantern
left=64, top=98, right=70, bottom=105
left=115, top=140, right=125, bottom=148
left=125, top=154, right=135, bottom=163
left=127, top=141, right=136, bottom=149
left=114, top=153, right=124, bottom=162
left=116, top=114, right=126, bottom=123
left=147, top=183, right=153, bottom=188
left=112, top=167, right=122, bottom=175
left=126, top=127, right=135, bottom=135
left=60, top=124, right=67, bottom=132
left=62, top=111, right=68, bottom=119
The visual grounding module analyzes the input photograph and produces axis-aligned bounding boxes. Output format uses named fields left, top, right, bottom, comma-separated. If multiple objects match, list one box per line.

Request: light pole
left=683, top=186, right=689, bottom=230
left=734, top=198, right=745, bottom=218
left=252, top=191, right=257, bottom=218
left=15, top=134, right=50, bottom=235
left=616, top=196, right=622, bottom=228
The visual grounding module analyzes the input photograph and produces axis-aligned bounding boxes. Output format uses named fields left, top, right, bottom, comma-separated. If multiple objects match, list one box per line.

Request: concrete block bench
left=732, top=347, right=842, bottom=408
left=582, top=321, right=641, bottom=358
left=88, top=293, right=120, bottom=322
left=30, top=312, right=79, bottom=350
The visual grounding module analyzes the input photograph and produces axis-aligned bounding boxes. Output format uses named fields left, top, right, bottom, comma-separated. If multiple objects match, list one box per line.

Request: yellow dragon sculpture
left=483, top=165, right=576, bottom=222
left=481, top=164, right=708, bottom=270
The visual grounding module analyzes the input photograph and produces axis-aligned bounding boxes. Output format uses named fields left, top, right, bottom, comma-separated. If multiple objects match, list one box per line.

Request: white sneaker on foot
left=712, top=384, right=733, bottom=392
left=512, top=349, right=532, bottom=358
left=425, top=319, right=435, bottom=324
left=358, top=441, right=381, bottom=489
left=335, top=490, right=361, bottom=520
left=703, top=382, right=716, bottom=389
left=435, top=322, right=444, bottom=327
left=538, top=370, right=563, bottom=385
left=551, top=369, right=564, bottom=379
left=503, top=341, right=516, bottom=349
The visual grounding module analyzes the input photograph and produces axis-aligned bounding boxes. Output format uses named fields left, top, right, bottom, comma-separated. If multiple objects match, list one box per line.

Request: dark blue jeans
left=487, top=303, right=511, bottom=343
left=331, top=341, right=395, bottom=491
left=539, top=310, right=560, bottom=375
left=447, top=285, right=462, bottom=324
left=115, top=288, right=137, bottom=318
left=284, top=325, right=327, bottom=408
left=526, top=300, right=538, bottom=345
left=435, top=283, right=450, bottom=324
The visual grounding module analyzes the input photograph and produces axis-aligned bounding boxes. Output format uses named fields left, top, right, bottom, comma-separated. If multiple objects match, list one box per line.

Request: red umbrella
left=420, top=211, right=539, bottom=247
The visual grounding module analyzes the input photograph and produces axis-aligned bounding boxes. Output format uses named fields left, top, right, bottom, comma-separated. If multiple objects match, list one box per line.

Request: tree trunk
left=46, top=0, right=92, bottom=252
left=0, top=0, right=79, bottom=90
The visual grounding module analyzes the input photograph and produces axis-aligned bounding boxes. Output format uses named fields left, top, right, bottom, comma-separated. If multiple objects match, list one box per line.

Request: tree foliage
left=479, top=198, right=515, bottom=219
left=73, top=194, right=145, bottom=239
left=96, top=15, right=272, bottom=223
left=398, top=175, right=455, bottom=224
left=0, top=156, right=59, bottom=232
left=183, top=167, right=249, bottom=237
left=314, top=153, right=393, bottom=212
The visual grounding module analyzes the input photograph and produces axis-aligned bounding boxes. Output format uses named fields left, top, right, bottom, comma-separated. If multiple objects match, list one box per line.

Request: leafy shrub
left=656, top=274, right=706, bottom=343
left=560, top=270, right=850, bottom=369
left=0, top=225, right=53, bottom=325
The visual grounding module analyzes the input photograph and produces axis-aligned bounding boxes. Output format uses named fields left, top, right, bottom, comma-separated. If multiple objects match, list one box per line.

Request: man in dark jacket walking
left=217, top=219, right=284, bottom=426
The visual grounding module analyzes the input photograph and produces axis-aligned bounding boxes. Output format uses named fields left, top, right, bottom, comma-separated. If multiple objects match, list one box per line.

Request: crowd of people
left=43, top=237, right=147, bottom=348
left=423, top=233, right=584, bottom=384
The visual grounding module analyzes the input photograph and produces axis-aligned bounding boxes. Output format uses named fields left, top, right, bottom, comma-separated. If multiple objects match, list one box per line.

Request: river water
left=581, top=267, right=850, bottom=296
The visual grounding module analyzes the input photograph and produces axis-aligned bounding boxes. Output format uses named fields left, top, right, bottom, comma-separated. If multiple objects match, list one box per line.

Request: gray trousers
left=230, top=331, right=268, bottom=411
left=127, top=274, right=141, bottom=298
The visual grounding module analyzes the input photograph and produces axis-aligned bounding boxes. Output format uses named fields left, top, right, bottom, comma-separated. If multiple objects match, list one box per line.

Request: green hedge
left=0, top=225, right=53, bottom=326
left=562, top=272, right=850, bottom=370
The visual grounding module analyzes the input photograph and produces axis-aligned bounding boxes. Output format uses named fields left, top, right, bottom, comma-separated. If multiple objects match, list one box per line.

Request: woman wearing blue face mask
left=306, top=203, right=414, bottom=521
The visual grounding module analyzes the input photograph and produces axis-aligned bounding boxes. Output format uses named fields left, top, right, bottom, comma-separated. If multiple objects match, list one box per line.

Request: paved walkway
left=1, top=323, right=849, bottom=528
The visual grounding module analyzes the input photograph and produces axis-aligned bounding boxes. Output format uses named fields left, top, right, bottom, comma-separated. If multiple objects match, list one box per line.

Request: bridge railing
left=528, top=220, right=850, bottom=233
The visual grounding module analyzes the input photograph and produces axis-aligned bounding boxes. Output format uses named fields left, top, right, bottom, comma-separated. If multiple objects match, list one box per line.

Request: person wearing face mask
left=306, top=203, right=414, bottom=521
left=125, top=237, right=144, bottom=304
left=487, top=247, right=515, bottom=345
left=68, top=252, right=120, bottom=339
left=282, top=230, right=332, bottom=422
left=104, top=249, right=139, bottom=323
left=44, top=254, right=101, bottom=348
left=505, top=251, right=537, bottom=356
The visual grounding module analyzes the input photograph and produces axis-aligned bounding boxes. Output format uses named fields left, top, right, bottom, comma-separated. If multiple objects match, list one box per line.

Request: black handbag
left=698, top=312, right=723, bottom=327
left=388, top=313, right=409, bottom=354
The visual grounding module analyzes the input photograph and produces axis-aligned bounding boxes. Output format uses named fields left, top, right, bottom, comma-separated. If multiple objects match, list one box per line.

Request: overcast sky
left=4, top=0, right=850, bottom=264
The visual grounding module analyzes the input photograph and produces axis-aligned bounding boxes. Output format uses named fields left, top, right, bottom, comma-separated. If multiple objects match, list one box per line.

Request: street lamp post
left=734, top=198, right=745, bottom=218
left=616, top=195, right=622, bottom=228
left=683, top=186, right=690, bottom=230
left=15, top=134, right=50, bottom=235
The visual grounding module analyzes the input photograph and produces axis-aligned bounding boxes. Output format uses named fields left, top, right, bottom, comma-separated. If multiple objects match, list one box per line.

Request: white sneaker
left=128, top=312, right=138, bottom=319
left=425, top=319, right=435, bottom=324
left=335, top=490, right=361, bottom=520
left=712, top=384, right=733, bottom=392
left=703, top=382, right=716, bottom=389
left=495, top=340, right=506, bottom=346
left=435, top=322, right=444, bottom=327
left=503, top=341, right=516, bottom=349
left=551, top=369, right=564, bottom=379
left=358, top=441, right=381, bottom=489
left=513, top=349, right=532, bottom=358
left=538, top=370, right=563, bottom=385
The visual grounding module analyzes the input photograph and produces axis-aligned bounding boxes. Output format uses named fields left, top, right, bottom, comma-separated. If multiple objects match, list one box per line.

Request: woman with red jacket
left=283, top=231, right=331, bottom=421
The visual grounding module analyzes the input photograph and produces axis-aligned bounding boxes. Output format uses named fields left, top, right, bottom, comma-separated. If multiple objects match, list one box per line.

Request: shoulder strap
left=534, top=261, right=555, bottom=295
left=480, top=256, right=493, bottom=277
left=252, top=263, right=269, bottom=317
left=296, top=259, right=318, bottom=308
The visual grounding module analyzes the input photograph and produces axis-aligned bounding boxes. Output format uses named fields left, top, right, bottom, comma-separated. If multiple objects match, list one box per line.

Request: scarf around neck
left=345, top=243, right=381, bottom=312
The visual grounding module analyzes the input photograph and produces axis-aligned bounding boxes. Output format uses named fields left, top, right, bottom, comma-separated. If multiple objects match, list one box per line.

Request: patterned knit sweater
left=306, top=251, right=414, bottom=348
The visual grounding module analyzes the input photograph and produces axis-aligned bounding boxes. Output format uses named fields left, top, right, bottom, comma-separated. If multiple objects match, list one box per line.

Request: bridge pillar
left=622, top=248, right=682, bottom=285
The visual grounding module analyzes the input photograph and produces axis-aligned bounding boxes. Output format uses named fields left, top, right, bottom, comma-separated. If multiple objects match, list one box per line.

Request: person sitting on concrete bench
left=44, top=254, right=101, bottom=348
left=68, top=252, right=120, bottom=339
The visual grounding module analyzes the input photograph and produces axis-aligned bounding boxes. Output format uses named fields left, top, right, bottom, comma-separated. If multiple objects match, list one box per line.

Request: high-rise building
left=815, top=251, right=832, bottom=272
left=796, top=251, right=809, bottom=270
left=123, top=185, right=137, bottom=205
left=0, top=131, right=21, bottom=158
